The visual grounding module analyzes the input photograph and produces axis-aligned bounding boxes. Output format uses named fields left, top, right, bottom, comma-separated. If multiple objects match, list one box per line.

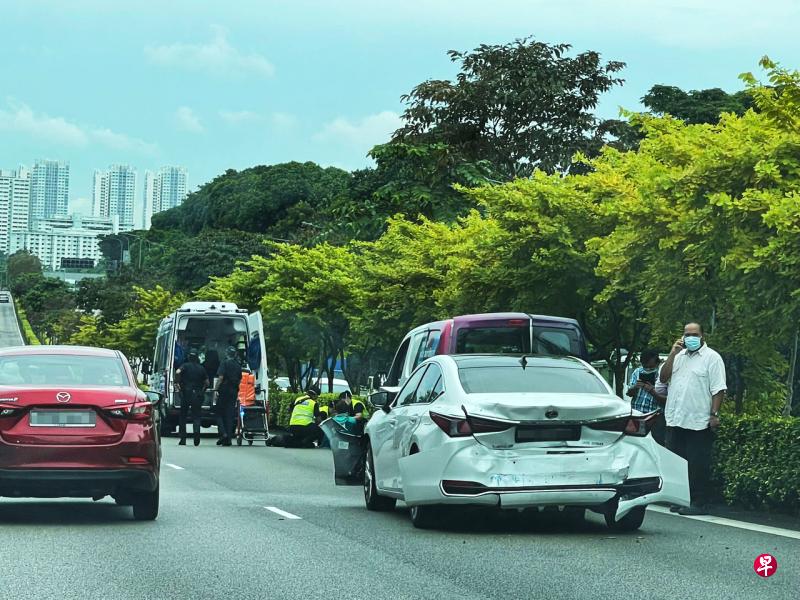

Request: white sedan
left=361, top=354, right=689, bottom=529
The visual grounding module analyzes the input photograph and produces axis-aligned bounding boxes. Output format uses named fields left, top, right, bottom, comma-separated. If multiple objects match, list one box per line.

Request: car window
left=396, top=364, right=428, bottom=406
left=404, top=331, right=428, bottom=379
left=410, top=363, right=443, bottom=404
left=457, top=365, right=607, bottom=394
left=0, top=354, right=130, bottom=387
left=455, top=326, right=530, bottom=354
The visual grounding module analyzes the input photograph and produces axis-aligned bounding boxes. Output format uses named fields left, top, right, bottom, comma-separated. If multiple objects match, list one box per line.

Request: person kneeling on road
left=332, top=399, right=362, bottom=435
left=287, top=385, right=323, bottom=448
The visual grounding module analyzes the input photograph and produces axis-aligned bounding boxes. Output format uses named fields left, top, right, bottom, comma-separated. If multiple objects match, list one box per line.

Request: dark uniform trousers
left=216, top=390, right=238, bottom=441
left=179, top=386, right=204, bottom=442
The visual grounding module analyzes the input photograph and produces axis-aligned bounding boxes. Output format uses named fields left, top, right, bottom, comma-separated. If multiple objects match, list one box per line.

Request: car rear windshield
left=0, top=354, right=129, bottom=387
left=458, top=365, right=607, bottom=394
left=455, top=325, right=583, bottom=356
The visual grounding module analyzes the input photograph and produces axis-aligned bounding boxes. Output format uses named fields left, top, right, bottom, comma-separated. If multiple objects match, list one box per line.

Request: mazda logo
left=545, top=409, right=559, bottom=419
left=56, top=392, right=71, bottom=403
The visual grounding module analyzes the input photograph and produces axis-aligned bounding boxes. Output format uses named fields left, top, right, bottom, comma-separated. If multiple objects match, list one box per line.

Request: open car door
left=320, top=419, right=366, bottom=485
left=247, top=312, right=269, bottom=406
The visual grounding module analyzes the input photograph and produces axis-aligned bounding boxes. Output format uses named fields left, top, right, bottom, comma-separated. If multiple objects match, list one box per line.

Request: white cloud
left=175, top=106, right=204, bottom=133
left=0, top=100, right=158, bottom=154
left=0, top=100, right=88, bottom=146
left=90, top=127, right=158, bottom=155
left=219, top=109, right=262, bottom=124
left=271, top=112, right=298, bottom=129
left=315, top=111, right=401, bottom=148
left=145, top=27, right=275, bottom=78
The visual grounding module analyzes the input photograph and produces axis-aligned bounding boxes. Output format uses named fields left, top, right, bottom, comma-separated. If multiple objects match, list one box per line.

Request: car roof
left=0, top=345, right=120, bottom=358
left=447, top=354, right=586, bottom=369
left=452, top=312, right=579, bottom=326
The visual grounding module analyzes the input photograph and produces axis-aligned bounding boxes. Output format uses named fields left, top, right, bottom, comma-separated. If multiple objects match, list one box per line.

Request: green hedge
left=712, top=416, right=800, bottom=512
left=269, top=391, right=369, bottom=428
left=14, top=301, right=40, bottom=345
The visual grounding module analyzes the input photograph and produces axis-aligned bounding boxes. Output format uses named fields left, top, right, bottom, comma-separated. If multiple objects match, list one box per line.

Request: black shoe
left=222, top=439, right=232, bottom=446
left=194, top=438, right=200, bottom=446
left=216, top=439, right=224, bottom=446
left=678, top=504, right=708, bottom=516
left=178, top=439, right=186, bottom=446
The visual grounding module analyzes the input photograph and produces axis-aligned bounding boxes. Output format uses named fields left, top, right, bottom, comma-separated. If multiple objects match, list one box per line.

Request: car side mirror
left=369, top=390, right=396, bottom=410
left=144, top=390, right=163, bottom=406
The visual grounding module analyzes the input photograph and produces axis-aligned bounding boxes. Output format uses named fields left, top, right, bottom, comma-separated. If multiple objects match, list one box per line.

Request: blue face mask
left=684, top=336, right=702, bottom=352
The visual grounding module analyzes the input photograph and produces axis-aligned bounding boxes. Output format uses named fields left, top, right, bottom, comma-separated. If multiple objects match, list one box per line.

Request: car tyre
left=605, top=505, right=645, bottom=531
left=132, top=485, right=160, bottom=521
left=364, top=443, right=396, bottom=512
left=409, top=505, right=440, bottom=529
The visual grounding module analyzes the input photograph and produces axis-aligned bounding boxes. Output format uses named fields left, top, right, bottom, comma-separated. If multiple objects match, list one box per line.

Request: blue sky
left=1, top=0, right=799, bottom=221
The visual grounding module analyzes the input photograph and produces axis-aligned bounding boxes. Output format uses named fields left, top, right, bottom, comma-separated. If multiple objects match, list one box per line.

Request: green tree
left=394, top=37, right=625, bottom=178
left=7, top=250, right=42, bottom=283
left=642, top=84, right=754, bottom=124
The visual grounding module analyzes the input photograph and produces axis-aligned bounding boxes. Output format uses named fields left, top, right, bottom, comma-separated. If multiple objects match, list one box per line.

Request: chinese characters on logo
left=753, top=554, right=777, bottom=578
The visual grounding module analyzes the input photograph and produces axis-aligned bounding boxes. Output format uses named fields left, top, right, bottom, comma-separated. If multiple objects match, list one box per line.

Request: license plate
left=29, top=410, right=97, bottom=428
left=515, top=426, right=581, bottom=442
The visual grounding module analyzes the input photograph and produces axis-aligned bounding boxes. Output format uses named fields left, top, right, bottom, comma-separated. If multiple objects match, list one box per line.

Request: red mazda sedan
left=0, top=346, right=161, bottom=520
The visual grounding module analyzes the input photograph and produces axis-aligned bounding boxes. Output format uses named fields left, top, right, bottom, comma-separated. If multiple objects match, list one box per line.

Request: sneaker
left=221, top=439, right=232, bottom=447
left=216, top=439, right=224, bottom=446
left=194, top=438, right=200, bottom=446
left=178, top=439, right=186, bottom=446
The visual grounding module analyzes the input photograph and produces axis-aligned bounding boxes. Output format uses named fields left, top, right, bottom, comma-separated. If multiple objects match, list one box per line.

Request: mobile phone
left=638, top=371, right=656, bottom=385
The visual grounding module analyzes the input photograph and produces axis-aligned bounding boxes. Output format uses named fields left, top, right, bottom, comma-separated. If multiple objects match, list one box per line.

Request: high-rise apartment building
left=0, top=167, right=31, bottom=254
left=93, top=165, right=136, bottom=230
left=30, top=159, right=69, bottom=221
left=142, top=166, right=188, bottom=229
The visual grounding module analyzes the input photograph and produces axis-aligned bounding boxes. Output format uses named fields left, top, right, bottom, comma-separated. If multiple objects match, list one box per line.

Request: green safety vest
left=353, top=399, right=369, bottom=419
left=289, top=396, right=316, bottom=426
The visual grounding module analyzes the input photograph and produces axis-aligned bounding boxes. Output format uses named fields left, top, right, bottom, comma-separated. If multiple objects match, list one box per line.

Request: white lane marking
left=647, top=505, right=800, bottom=540
left=165, top=463, right=184, bottom=470
left=264, top=506, right=302, bottom=520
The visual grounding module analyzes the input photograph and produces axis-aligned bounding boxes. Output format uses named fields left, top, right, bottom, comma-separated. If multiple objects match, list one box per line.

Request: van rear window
left=456, top=327, right=530, bottom=354
left=456, top=325, right=582, bottom=357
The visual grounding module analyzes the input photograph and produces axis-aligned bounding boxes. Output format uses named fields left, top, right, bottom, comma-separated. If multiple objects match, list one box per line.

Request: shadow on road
left=0, top=500, right=141, bottom=525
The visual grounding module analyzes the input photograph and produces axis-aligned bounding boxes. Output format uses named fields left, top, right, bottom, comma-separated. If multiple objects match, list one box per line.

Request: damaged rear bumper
left=398, top=436, right=690, bottom=520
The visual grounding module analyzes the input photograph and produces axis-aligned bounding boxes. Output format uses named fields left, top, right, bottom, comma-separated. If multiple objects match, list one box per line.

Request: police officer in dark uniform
left=176, top=349, right=209, bottom=446
left=214, top=346, right=242, bottom=446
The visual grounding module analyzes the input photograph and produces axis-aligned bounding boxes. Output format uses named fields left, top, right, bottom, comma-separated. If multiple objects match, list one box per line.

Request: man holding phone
left=626, top=348, right=667, bottom=445
left=659, top=322, right=727, bottom=515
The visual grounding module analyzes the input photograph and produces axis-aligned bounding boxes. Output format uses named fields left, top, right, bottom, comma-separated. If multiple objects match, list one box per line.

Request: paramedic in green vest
left=341, top=390, right=368, bottom=433
left=288, top=384, right=323, bottom=448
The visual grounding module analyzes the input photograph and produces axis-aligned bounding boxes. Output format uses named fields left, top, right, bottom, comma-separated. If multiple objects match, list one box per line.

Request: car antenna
left=519, top=355, right=528, bottom=370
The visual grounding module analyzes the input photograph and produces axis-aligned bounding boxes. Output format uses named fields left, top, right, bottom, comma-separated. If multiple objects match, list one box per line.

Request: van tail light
left=588, top=413, right=657, bottom=437
left=430, top=412, right=472, bottom=437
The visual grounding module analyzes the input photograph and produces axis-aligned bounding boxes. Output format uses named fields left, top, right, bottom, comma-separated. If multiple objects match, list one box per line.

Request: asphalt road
left=0, top=438, right=797, bottom=600
left=0, top=296, right=24, bottom=347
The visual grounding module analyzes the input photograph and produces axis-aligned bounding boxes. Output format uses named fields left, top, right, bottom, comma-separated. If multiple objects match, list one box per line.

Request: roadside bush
left=268, top=391, right=368, bottom=428
left=712, top=416, right=800, bottom=512
left=14, top=301, right=40, bottom=345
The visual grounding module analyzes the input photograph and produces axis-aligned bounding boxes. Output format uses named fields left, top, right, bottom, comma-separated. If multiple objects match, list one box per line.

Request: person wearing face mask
left=659, top=322, right=727, bottom=515
left=626, top=348, right=667, bottom=445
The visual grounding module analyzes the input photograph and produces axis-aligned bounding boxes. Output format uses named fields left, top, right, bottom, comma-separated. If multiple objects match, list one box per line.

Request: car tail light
left=468, top=415, right=513, bottom=434
left=430, top=412, right=472, bottom=437
left=588, top=414, right=656, bottom=437
left=130, top=402, right=154, bottom=421
left=126, top=457, right=149, bottom=465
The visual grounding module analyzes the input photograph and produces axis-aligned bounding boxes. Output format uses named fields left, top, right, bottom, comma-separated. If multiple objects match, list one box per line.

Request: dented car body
left=357, top=354, right=690, bottom=529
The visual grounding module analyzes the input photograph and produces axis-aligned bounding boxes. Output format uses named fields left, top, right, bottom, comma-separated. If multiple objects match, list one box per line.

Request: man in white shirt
left=659, top=322, right=726, bottom=515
